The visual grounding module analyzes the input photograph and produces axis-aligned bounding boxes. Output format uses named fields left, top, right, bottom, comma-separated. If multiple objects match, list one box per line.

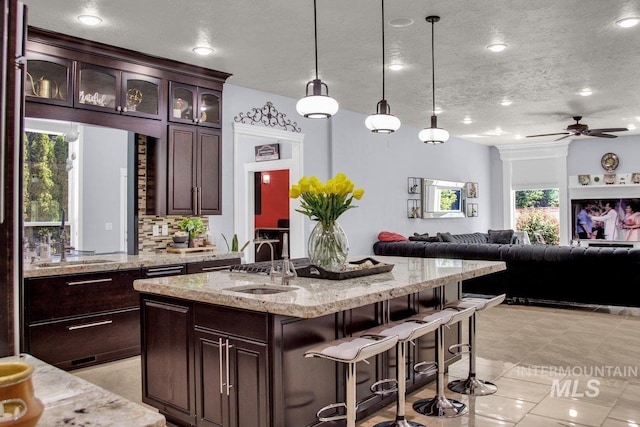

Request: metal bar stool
left=366, top=316, right=443, bottom=427
left=446, top=294, right=506, bottom=395
left=412, top=305, right=476, bottom=418
left=304, top=333, right=399, bottom=427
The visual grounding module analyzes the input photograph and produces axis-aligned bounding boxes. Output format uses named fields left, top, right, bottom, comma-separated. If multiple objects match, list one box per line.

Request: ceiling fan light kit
left=296, top=0, right=339, bottom=119
left=365, top=0, right=401, bottom=133
left=419, top=15, right=449, bottom=144
left=525, top=116, right=628, bottom=141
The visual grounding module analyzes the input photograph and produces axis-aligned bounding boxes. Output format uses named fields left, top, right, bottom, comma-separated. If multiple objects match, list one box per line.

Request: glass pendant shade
left=296, top=79, right=339, bottom=118
left=419, top=115, right=450, bottom=144
left=365, top=100, right=401, bottom=133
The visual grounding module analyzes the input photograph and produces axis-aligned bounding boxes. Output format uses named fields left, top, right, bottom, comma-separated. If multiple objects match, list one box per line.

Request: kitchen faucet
left=256, top=239, right=277, bottom=283
left=59, top=208, right=66, bottom=262
left=255, top=233, right=296, bottom=285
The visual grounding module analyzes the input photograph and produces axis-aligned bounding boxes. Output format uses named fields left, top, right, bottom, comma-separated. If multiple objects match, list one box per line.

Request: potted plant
left=179, top=217, right=206, bottom=247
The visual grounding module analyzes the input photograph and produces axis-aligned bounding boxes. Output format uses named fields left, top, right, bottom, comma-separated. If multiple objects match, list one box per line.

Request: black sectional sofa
left=373, top=232, right=640, bottom=307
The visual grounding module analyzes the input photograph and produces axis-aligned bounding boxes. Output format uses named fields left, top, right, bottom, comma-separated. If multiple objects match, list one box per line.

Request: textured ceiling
left=21, top=0, right=640, bottom=145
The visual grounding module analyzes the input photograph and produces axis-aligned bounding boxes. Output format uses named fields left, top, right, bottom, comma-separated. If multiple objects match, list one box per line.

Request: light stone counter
left=23, top=250, right=242, bottom=278
left=133, top=255, right=506, bottom=318
left=0, top=354, right=165, bottom=427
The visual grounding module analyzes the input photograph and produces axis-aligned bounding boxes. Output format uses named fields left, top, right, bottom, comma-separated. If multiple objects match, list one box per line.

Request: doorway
left=233, top=123, right=304, bottom=263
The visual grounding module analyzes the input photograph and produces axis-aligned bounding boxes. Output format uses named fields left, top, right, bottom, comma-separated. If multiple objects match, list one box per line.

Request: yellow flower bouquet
left=289, top=173, right=364, bottom=271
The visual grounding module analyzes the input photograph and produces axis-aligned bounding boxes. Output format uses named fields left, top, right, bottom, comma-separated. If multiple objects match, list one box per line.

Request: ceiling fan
left=526, top=116, right=628, bottom=141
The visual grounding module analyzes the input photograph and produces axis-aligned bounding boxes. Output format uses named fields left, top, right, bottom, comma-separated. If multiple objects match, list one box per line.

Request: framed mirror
left=421, top=178, right=466, bottom=218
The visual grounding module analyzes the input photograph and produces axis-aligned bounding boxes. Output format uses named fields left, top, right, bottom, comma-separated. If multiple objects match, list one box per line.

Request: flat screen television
left=570, top=198, right=640, bottom=242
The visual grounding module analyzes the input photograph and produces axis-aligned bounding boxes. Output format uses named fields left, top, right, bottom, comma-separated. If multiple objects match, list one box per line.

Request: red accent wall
left=255, top=169, right=289, bottom=228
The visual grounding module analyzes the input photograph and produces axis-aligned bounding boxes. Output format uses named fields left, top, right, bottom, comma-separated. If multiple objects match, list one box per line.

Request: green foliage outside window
left=516, top=209, right=559, bottom=245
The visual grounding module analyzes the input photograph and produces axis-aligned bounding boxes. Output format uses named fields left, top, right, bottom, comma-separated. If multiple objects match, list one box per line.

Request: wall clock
left=601, top=152, right=619, bottom=172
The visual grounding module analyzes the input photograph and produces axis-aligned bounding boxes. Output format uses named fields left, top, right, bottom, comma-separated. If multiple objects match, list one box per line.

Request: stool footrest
left=316, top=402, right=348, bottom=422
left=448, top=343, right=471, bottom=356
left=370, top=378, right=398, bottom=395
left=413, top=361, right=437, bottom=376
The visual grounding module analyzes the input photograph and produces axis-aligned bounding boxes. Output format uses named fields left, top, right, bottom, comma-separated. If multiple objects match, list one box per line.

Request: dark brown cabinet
left=168, top=125, right=222, bottom=215
left=25, top=52, right=73, bottom=107
left=23, top=268, right=142, bottom=370
left=77, top=63, right=162, bottom=119
left=141, top=297, right=195, bottom=426
left=170, top=82, right=221, bottom=128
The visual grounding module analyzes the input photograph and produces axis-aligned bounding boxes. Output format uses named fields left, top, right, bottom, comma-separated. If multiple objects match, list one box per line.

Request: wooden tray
left=295, top=257, right=394, bottom=280
left=166, top=245, right=217, bottom=254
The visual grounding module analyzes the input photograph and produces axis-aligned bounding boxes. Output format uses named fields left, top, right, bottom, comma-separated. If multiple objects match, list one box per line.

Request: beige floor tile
left=464, top=394, right=536, bottom=424
left=601, top=418, right=640, bottom=427
left=530, top=396, right=611, bottom=426
left=515, top=413, right=592, bottom=426
left=492, top=377, right=555, bottom=403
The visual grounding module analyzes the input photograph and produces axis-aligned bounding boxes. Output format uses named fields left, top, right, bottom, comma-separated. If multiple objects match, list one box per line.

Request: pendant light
left=419, top=16, right=449, bottom=144
left=365, top=0, right=401, bottom=133
left=296, top=0, right=339, bottom=119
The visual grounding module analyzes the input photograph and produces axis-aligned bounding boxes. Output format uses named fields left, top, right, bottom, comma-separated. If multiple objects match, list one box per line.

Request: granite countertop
left=23, top=250, right=242, bottom=278
left=0, top=354, right=165, bottom=427
left=133, top=255, right=506, bottom=319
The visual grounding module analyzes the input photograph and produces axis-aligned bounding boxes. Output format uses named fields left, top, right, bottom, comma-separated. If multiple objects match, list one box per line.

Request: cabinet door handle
left=226, top=339, right=234, bottom=396
left=201, top=266, right=225, bottom=272
left=219, top=338, right=224, bottom=394
left=67, top=320, right=113, bottom=330
left=66, top=278, right=113, bottom=286
left=192, top=187, right=198, bottom=214
left=198, top=187, right=202, bottom=215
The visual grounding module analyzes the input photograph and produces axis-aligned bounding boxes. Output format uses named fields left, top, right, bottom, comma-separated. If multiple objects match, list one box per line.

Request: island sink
left=226, top=284, right=297, bottom=295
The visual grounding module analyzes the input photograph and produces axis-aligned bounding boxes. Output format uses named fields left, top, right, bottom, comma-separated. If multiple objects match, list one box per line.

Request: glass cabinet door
left=122, top=73, right=161, bottom=119
left=198, top=90, right=221, bottom=127
left=77, top=64, right=119, bottom=111
left=169, top=82, right=221, bottom=127
left=25, top=53, right=73, bottom=107
left=170, top=82, right=196, bottom=123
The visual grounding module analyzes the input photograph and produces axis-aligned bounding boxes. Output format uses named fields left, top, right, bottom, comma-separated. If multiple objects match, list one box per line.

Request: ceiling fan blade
left=526, top=132, right=570, bottom=138
left=587, top=128, right=628, bottom=133
left=586, top=132, right=617, bottom=139
left=554, top=134, right=573, bottom=141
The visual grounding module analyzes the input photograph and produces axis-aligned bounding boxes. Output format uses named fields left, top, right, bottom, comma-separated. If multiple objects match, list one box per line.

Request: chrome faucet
left=256, top=239, right=277, bottom=283
left=59, top=208, right=67, bottom=262
left=278, top=233, right=297, bottom=285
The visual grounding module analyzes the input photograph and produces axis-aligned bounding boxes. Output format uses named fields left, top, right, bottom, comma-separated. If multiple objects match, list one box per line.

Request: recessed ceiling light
left=193, top=46, right=214, bottom=55
left=388, top=17, right=413, bottom=27
left=628, top=124, right=637, bottom=130
left=388, top=64, right=404, bottom=71
left=462, top=117, right=472, bottom=124
left=616, top=17, right=640, bottom=28
left=579, top=88, right=592, bottom=96
left=486, top=43, right=507, bottom=52
left=77, top=15, right=102, bottom=26
left=500, top=99, right=512, bottom=106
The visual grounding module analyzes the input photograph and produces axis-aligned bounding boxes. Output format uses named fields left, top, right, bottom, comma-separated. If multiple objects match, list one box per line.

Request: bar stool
left=446, top=294, right=506, bottom=395
left=304, top=333, right=399, bottom=427
left=366, top=316, right=443, bottom=427
left=412, top=305, right=476, bottom=418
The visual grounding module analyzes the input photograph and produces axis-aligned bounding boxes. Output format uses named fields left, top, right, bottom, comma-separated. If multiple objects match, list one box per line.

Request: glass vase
left=308, top=221, right=349, bottom=272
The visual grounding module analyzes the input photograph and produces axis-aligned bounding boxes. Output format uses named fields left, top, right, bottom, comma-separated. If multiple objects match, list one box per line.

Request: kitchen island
left=133, top=256, right=505, bottom=427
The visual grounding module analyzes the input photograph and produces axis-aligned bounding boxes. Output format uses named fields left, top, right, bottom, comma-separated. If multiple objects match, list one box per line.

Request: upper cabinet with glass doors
left=25, top=52, right=74, bottom=107
left=77, top=64, right=162, bottom=120
left=169, top=82, right=221, bottom=128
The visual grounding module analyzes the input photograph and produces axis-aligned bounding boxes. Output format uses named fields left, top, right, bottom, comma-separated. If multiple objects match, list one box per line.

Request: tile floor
left=73, top=303, right=640, bottom=427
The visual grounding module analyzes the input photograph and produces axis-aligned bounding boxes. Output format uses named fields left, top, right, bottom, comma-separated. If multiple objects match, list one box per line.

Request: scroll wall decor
left=234, top=101, right=301, bottom=133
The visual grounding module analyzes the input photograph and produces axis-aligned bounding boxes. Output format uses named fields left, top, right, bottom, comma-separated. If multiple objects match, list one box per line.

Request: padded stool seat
left=447, top=294, right=506, bottom=396
left=366, top=317, right=443, bottom=427
left=305, top=333, right=399, bottom=427
left=412, top=305, right=476, bottom=418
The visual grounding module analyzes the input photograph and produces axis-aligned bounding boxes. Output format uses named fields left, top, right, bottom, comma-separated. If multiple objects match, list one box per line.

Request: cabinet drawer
left=25, top=269, right=141, bottom=322
left=28, top=308, right=140, bottom=370
left=194, top=303, right=268, bottom=342
left=186, top=258, right=240, bottom=274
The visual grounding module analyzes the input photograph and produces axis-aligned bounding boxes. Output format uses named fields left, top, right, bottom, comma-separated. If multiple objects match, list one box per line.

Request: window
left=514, top=188, right=560, bottom=245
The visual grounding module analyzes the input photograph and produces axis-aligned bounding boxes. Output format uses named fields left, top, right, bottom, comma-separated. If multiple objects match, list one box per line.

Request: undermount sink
left=226, top=285, right=297, bottom=295
left=34, top=259, right=117, bottom=268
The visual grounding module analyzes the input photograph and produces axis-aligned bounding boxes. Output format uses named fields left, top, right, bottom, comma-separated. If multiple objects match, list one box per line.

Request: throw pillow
left=409, top=233, right=440, bottom=242
left=488, top=229, right=515, bottom=244
left=378, top=231, right=409, bottom=242
left=437, top=232, right=455, bottom=242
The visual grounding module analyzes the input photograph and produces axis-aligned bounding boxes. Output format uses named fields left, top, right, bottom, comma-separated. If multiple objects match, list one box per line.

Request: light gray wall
left=81, top=126, right=128, bottom=253
left=216, top=84, right=494, bottom=256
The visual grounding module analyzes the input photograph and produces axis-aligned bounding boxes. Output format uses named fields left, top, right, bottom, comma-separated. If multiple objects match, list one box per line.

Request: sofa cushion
left=437, top=232, right=456, bottom=242
left=488, top=229, right=515, bottom=244
left=410, top=233, right=440, bottom=242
